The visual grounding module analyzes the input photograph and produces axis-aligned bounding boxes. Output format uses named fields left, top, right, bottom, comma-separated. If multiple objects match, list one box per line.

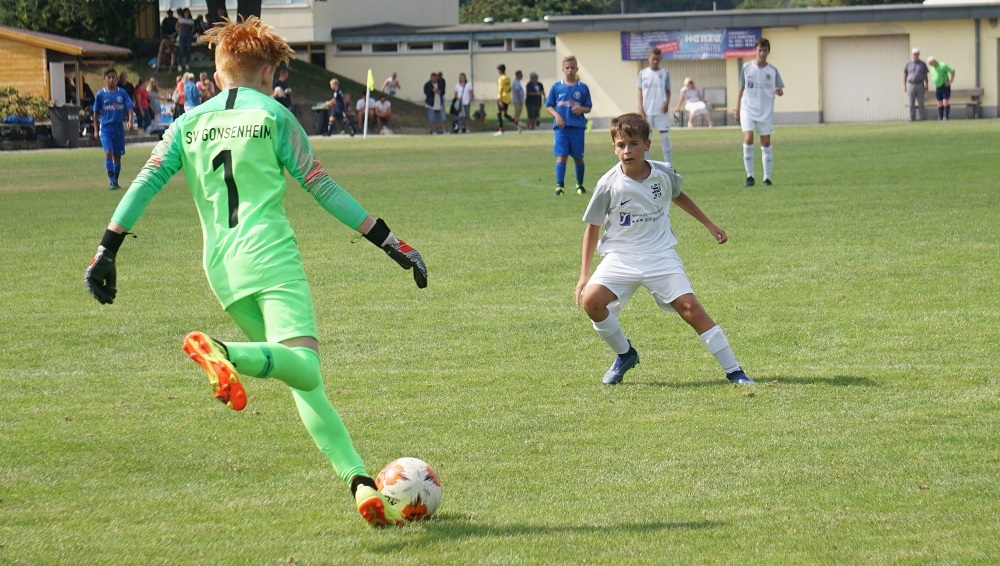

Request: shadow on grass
left=368, top=518, right=720, bottom=551
left=638, top=375, right=878, bottom=388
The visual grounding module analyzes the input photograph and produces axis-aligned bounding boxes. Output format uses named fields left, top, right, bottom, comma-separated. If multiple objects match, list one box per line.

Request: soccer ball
left=375, top=457, right=442, bottom=521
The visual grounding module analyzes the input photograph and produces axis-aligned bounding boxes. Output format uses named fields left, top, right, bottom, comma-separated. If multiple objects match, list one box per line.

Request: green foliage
left=461, top=0, right=616, bottom=23
left=738, top=0, right=914, bottom=7
left=0, top=0, right=146, bottom=51
left=0, top=84, right=49, bottom=119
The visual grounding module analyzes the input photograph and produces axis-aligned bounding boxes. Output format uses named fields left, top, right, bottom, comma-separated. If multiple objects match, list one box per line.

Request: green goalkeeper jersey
left=111, top=87, right=369, bottom=307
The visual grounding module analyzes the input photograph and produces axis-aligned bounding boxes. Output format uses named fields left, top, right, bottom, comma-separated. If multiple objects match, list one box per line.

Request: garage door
left=822, top=36, right=910, bottom=123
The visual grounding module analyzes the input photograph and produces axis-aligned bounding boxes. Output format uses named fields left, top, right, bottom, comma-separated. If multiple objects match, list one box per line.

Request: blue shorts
left=553, top=127, right=585, bottom=159
left=99, top=123, right=126, bottom=156
left=426, top=107, right=445, bottom=123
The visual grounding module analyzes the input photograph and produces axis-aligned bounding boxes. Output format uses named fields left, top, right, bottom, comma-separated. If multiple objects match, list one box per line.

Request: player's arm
left=575, top=223, right=601, bottom=307
left=84, top=125, right=184, bottom=304
left=546, top=99, right=564, bottom=128
left=734, top=85, right=745, bottom=121
left=281, top=118, right=427, bottom=288
left=672, top=192, right=727, bottom=244
left=637, top=87, right=645, bottom=116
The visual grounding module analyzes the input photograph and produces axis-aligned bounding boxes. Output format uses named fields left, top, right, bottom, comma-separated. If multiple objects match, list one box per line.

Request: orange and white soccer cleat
left=182, top=331, right=247, bottom=411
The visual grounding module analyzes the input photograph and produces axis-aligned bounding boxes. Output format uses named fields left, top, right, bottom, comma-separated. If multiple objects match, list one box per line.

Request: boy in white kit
left=735, top=38, right=784, bottom=187
left=637, top=47, right=672, bottom=165
left=575, top=113, right=753, bottom=386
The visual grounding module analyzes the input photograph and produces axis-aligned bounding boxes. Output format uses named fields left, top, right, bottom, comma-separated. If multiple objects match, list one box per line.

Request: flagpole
left=363, top=69, right=375, bottom=139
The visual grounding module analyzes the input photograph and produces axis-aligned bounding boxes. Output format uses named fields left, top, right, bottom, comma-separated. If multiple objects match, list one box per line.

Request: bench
left=907, top=87, right=984, bottom=119
left=951, top=87, right=984, bottom=119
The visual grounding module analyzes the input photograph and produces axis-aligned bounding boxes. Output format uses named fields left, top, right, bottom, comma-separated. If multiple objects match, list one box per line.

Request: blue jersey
left=546, top=80, right=591, bottom=129
left=93, top=88, right=134, bottom=126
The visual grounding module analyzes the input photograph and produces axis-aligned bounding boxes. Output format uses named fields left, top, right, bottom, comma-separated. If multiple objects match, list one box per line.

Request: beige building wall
left=555, top=18, right=992, bottom=125
left=327, top=49, right=557, bottom=107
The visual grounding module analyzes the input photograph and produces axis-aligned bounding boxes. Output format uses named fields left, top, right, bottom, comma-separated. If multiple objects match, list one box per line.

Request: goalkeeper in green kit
left=83, top=17, right=426, bottom=528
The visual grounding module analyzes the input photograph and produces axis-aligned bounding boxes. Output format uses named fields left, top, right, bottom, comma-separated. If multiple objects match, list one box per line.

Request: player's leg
left=647, top=256, right=753, bottom=385
left=759, top=118, right=774, bottom=185
left=585, top=256, right=640, bottom=385
left=220, top=283, right=402, bottom=526
left=495, top=101, right=505, bottom=134
left=111, top=133, right=125, bottom=189
left=553, top=131, right=569, bottom=195
left=741, top=126, right=756, bottom=186
left=669, top=294, right=752, bottom=384
left=99, top=130, right=117, bottom=189
left=570, top=128, right=586, bottom=194
left=659, top=130, right=672, bottom=165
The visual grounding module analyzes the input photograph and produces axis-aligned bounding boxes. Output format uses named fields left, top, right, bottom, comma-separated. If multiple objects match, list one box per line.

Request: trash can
left=311, top=105, right=329, bottom=136
left=49, top=105, right=80, bottom=148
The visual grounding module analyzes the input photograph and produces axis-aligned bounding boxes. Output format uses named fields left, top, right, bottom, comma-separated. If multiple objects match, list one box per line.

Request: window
left=336, top=43, right=362, bottom=54
left=477, top=39, right=505, bottom=51
left=407, top=42, right=434, bottom=52
left=443, top=41, right=469, bottom=52
left=372, top=43, right=399, bottom=53
left=513, top=39, right=541, bottom=50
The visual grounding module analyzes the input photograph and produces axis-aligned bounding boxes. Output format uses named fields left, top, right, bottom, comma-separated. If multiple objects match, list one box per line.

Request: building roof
left=0, top=24, right=130, bottom=57
left=545, top=2, right=1000, bottom=33
left=330, top=20, right=552, bottom=42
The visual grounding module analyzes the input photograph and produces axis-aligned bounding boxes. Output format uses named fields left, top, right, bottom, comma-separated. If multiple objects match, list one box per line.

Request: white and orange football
left=375, top=457, right=442, bottom=521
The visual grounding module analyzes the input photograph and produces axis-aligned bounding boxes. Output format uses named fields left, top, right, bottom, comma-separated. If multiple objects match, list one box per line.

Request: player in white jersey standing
left=574, top=113, right=753, bottom=387
left=637, top=47, right=672, bottom=165
left=734, top=38, right=784, bottom=187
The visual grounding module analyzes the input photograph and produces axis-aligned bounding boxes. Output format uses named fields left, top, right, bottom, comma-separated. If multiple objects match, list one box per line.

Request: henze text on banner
left=620, top=29, right=762, bottom=61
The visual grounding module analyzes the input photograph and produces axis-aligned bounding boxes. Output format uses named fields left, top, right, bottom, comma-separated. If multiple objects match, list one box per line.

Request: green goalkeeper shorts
left=225, top=279, right=319, bottom=343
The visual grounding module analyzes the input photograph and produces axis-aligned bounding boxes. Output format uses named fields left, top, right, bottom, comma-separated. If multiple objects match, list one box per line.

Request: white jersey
left=582, top=161, right=684, bottom=257
left=738, top=61, right=784, bottom=122
left=637, top=67, right=671, bottom=116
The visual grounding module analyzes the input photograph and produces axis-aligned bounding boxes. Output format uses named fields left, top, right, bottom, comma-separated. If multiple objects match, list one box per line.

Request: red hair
left=198, top=17, right=294, bottom=83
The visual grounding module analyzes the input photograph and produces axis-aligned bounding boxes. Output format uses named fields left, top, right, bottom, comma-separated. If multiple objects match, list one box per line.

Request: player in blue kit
left=92, top=68, right=135, bottom=190
left=546, top=55, right=592, bottom=197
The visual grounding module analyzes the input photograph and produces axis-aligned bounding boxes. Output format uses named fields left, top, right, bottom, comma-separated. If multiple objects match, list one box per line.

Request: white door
left=822, top=36, right=909, bottom=123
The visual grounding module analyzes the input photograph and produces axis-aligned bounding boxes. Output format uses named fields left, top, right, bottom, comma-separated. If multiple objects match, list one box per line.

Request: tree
left=460, top=0, right=616, bottom=23
left=0, top=0, right=143, bottom=50
left=237, top=0, right=262, bottom=19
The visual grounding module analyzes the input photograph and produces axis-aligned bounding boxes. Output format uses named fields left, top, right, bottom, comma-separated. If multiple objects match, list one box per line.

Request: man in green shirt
left=927, top=56, right=956, bottom=120
left=84, top=17, right=426, bottom=528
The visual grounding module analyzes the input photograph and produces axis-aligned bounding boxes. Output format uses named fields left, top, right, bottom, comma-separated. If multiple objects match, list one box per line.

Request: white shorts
left=587, top=250, right=694, bottom=314
left=740, top=117, right=774, bottom=135
left=646, top=113, right=671, bottom=131
left=685, top=100, right=710, bottom=116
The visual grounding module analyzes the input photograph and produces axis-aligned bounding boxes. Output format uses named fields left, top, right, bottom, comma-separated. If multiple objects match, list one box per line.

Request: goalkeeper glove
left=84, top=229, right=127, bottom=304
left=363, top=218, right=428, bottom=289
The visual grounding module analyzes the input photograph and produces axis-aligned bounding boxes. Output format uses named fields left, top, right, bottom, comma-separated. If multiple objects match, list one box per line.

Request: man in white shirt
left=374, top=95, right=392, bottom=134
left=637, top=47, right=672, bottom=164
left=734, top=38, right=784, bottom=187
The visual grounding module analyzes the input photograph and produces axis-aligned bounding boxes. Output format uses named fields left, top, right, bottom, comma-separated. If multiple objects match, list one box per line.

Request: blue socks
left=555, top=162, right=567, bottom=186
left=575, top=162, right=585, bottom=186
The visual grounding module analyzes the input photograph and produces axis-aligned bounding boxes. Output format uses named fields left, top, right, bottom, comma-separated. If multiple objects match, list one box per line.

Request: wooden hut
left=0, top=25, right=130, bottom=105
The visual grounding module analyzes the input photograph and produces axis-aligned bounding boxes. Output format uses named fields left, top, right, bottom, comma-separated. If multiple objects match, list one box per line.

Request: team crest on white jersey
left=650, top=183, right=662, bottom=199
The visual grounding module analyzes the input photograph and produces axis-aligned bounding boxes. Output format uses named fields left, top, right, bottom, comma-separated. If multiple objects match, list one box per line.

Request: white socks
left=743, top=144, right=754, bottom=177
left=592, top=314, right=631, bottom=355
left=660, top=131, right=672, bottom=164
left=762, top=145, right=773, bottom=180
left=699, top=325, right=740, bottom=373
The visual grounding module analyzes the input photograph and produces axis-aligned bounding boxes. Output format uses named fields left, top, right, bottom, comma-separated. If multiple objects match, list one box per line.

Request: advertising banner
left=621, top=28, right=762, bottom=61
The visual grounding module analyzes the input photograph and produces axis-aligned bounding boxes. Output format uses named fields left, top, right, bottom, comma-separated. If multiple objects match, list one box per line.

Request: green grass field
left=1, top=121, right=998, bottom=564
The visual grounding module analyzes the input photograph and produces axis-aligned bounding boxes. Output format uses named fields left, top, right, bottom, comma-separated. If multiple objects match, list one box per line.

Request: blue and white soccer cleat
left=602, top=344, right=639, bottom=385
left=726, top=369, right=755, bottom=386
